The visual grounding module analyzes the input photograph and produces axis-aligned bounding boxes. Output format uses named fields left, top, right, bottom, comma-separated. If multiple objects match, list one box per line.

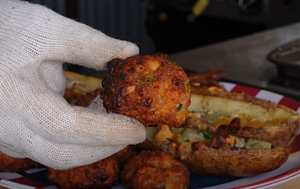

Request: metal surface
left=267, top=38, right=300, bottom=82
left=170, top=22, right=300, bottom=101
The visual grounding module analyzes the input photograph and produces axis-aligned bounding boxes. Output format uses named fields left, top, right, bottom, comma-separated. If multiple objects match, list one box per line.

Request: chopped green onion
left=200, top=130, right=213, bottom=139
left=177, top=135, right=189, bottom=144
left=170, top=61, right=177, bottom=65
left=187, top=82, right=191, bottom=90
left=180, top=127, right=187, bottom=134
left=176, top=104, right=183, bottom=111
left=147, top=77, right=154, bottom=82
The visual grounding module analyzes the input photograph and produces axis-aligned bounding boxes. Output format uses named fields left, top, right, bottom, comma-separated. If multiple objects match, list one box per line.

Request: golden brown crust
left=111, top=145, right=140, bottom=169
left=121, top=150, right=190, bottom=189
left=100, top=53, right=191, bottom=127
left=0, top=152, right=39, bottom=172
left=48, top=156, right=120, bottom=189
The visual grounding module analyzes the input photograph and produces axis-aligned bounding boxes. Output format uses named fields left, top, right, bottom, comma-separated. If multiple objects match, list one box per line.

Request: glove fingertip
left=119, top=41, right=139, bottom=59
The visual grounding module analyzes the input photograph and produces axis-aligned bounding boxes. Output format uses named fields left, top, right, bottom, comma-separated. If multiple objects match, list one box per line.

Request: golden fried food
left=101, top=53, right=191, bottom=127
left=111, top=145, right=140, bottom=169
left=121, top=150, right=190, bottom=189
left=48, top=156, right=119, bottom=189
left=0, top=151, right=39, bottom=172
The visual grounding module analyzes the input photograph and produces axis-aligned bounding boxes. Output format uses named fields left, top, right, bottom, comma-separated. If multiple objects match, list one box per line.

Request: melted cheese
left=213, top=114, right=264, bottom=128
left=188, top=94, right=298, bottom=127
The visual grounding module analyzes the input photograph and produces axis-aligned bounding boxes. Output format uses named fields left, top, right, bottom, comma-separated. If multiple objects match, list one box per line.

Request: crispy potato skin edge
left=139, top=139, right=290, bottom=177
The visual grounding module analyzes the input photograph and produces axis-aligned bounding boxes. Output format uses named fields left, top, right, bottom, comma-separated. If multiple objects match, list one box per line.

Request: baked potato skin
left=182, top=143, right=290, bottom=177
left=64, top=71, right=102, bottom=107
left=230, top=124, right=299, bottom=148
left=192, top=85, right=297, bottom=111
left=139, top=139, right=290, bottom=177
left=189, top=88, right=300, bottom=148
left=100, top=53, right=191, bottom=127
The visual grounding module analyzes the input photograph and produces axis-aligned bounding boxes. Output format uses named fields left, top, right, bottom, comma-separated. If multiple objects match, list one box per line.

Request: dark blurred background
left=25, top=0, right=300, bottom=73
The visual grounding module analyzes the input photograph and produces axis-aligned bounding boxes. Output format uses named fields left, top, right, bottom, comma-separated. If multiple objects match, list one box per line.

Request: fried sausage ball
left=0, top=151, right=39, bottom=172
left=48, top=156, right=119, bottom=189
left=101, top=53, right=191, bottom=127
left=111, top=145, right=140, bottom=169
left=121, top=150, right=190, bottom=189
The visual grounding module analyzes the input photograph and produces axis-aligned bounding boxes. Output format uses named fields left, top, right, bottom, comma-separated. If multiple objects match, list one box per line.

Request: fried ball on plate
left=121, top=150, right=190, bottom=189
left=111, top=145, right=140, bottom=169
left=101, top=53, right=191, bottom=127
left=48, top=156, right=119, bottom=189
left=0, top=151, right=39, bottom=172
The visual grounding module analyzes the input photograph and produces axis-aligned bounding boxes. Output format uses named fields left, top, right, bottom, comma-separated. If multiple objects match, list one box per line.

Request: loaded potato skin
left=189, top=88, right=300, bottom=148
left=139, top=125, right=291, bottom=177
left=100, top=53, right=191, bottom=127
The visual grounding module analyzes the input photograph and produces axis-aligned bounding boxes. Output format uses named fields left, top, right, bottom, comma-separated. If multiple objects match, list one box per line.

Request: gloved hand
left=0, top=0, right=145, bottom=170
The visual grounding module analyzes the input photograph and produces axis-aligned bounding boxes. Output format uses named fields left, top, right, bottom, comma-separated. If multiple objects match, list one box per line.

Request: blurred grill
left=25, top=0, right=155, bottom=55
left=26, top=0, right=66, bottom=15
left=77, top=0, right=155, bottom=55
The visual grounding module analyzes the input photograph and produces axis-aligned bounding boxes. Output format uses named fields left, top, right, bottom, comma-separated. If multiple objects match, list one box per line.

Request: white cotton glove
left=0, top=0, right=146, bottom=170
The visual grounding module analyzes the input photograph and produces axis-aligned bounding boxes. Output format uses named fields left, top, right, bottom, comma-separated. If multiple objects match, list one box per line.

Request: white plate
left=1, top=82, right=300, bottom=189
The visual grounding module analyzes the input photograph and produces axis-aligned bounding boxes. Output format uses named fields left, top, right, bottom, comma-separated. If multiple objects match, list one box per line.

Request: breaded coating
left=101, top=53, right=191, bottom=127
left=121, top=150, right=190, bottom=189
left=111, top=145, right=140, bottom=169
left=0, top=151, right=39, bottom=172
left=48, top=156, right=119, bottom=189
